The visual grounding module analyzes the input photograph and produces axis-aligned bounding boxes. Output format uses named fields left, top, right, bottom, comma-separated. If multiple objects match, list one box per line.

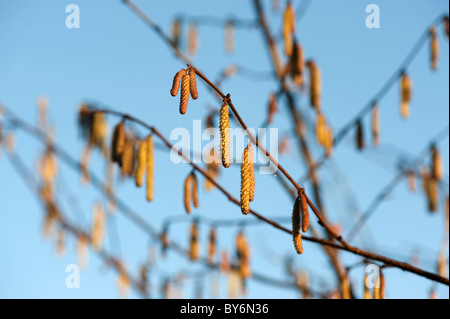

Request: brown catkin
left=189, top=222, right=199, bottom=261
left=430, top=26, right=439, bottom=70
left=400, top=72, right=412, bottom=119
left=189, top=68, right=198, bottom=100
left=146, top=134, right=154, bottom=202
left=291, top=40, right=305, bottom=87
left=135, top=139, right=148, bottom=187
left=240, top=145, right=251, bottom=215
left=300, top=190, right=309, bottom=233
left=248, top=144, right=255, bottom=203
left=219, top=103, right=231, bottom=168
left=180, top=73, right=191, bottom=115
left=307, top=60, right=321, bottom=110
left=324, top=126, right=334, bottom=158
left=356, top=120, right=365, bottom=151
left=371, top=103, right=380, bottom=146
left=170, top=69, right=187, bottom=97
left=191, top=172, right=199, bottom=209
left=184, top=174, right=192, bottom=214
left=188, top=23, right=198, bottom=56
left=444, top=16, right=449, bottom=39
left=292, top=197, right=303, bottom=254
left=111, top=121, right=126, bottom=164
left=121, top=140, right=134, bottom=177
left=171, top=18, right=182, bottom=47
left=380, top=272, right=386, bottom=299
left=207, top=227, right=216, bottom=265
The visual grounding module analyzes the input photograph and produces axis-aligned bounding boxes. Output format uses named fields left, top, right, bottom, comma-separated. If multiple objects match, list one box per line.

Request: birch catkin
left=291, top=40, right=305, bottom=87
left=191, top=172, right=199, bottom=208
left=184, top=174, right=192, bottom=214
left=292, top=197, right=303, bottom=254
left=400, top=72, right=412, bottom=119
left=307, top=60, right=321, bottom=110
left=189, top=221, right=200, bottom=261
left=300, top=190, right=309, bottom=233
left=189, top=68, right=198, bottom=100
left=121, top=141, right=134, bottom=178
left=283, top=1, right=295, bottom=56
left=430, top=26, right=439, bottom=70
left=180, top=73, right=191, bottom=115
left=207, top=227, right=216, bottom=265
left=431, top=145, right=443, bottom=181
left=219, top=103, right=231, bottom=168
left=267, top=93, right=278, bottom=124
left=146, top=134, right=154, bottom=202
left=111, top=121, right=125, bottom=164
left=248, top=143, right=255, bottom=203
left=170, top=69, right=187, bottom=97
left=240, top=145, right=251, bottom=215
left=135, top=139, right=148, bottom=187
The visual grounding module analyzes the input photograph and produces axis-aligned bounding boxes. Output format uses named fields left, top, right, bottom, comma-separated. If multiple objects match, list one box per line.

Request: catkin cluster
left=184, top=172, right=199, bottom=214
left=240, top=143, right=255, bottom=215
left=291, top=189, right=309, bottom=255
left=170, top=67, right=198, bottom=114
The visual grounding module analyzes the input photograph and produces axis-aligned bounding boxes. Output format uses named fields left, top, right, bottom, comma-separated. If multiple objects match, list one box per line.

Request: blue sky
left=0, top=0, right=449, bottom=299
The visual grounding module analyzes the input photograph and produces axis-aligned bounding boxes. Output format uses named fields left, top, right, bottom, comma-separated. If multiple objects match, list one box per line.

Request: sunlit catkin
left=219, top=103, right=231, bottom=168
left=371, top=103, right=380, bottom=146
left=188, top=68, right=198, bottom=100
left=111, top=121, right=125, bottom=164
left=283, top=1, right=295, bottom=56
left=292, top=197, right=303, bottom=254
left=248, top=144, right=255, bottom=203
left=431, top=144, right=443, bottom=181
left=240, top=145, right=251, bottom=215
left=180, top=73, right=191, bottom=115
left=363, top=273, right=372, bottom=299
left=135, top=139, right=147, bottom=187
left=191, top=172, right=199, bottom=208
left=184, top=174, right=192, bottom=214
left=400, top=72, right=412, bottom=119
left=121, top=140, right=134, bottom=178
left=170, top=69, right=187, bottom=97
left=300, top=189, right=309, bottom=233
left=315, top=112, right=326, bottom=146
left=341, top=274, right=351, bottom=299
left=189, top=221, right=200, bottom=261
left=146, top=134, right=154, bottom=202
left=430, top=26, right=439, bottom=70
left=307, top=60, right=321, bottom=110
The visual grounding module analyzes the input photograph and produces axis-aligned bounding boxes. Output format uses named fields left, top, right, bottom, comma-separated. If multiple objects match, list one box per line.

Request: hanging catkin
left=292, top=197, right=303, bottom=254
left=135, top=138, right=147, bottom=187
left=189, top=221, right=200, bottom=261
left=121, top=140, right=135, bottom=178
left=324, top=126, right=334, bottom=158
left=248, top=143, right=255, bottom=203
left=315, top=112, right=326, bottom=146
left=188, top=23, right=198, bottom=56
left=188, top=68, right=198, bottom=100
left=111, top=121, right=125, bottom=164
left=171, top=18, right=182, bottom=48
left=170, top=69, right=187, bottom=97
left=225, top=20, right=235, bottom=53
left=291, top=40, right=305, bottom=87
left=400, top=72, right=412, bottom=119
left=240, top=144, right=251, bottom=215
left=236, top=231, right=251, bottom=279
left=371, top=102, right=380, bottom=146
left=431, top=144, right=443, bottom=181
left=179, top=73, right=191, bottom=115
left=207, top=227, right=216, bottom=265
left=91, top=203, right=104, bottom=251
left=430, top=26, right=439, bottom=70
left=307, top=60, right=321, bottom=110
left=283, top=1, right=295, bottom=56
left=183, top=174, right=192, bottom=214
left=300, top=189, right=309, bottom=233
left=219, top=103, right=231, bottom=168
left=363, top=273, right=372, bottom=299
left=356, top=120, right=365, bottom=151
left=146, top=134, right=154, bottom=202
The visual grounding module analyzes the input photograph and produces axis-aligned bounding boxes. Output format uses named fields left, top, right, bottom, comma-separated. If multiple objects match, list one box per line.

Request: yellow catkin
left=135, top=139, right=148, bottom=187
left=146, top=134, right=154, bottom=202
left=207, top=227, right=216, bottom=265
left=341, top=274, right=351, bottom=299
left=205, top=150, right=220, bottom=191
left=91, top=203, right=104, bottom=251
left=428, top=178, right=439, bottom=213
left=170, top=69, right=187, bottom=97
left=111, top=121, right=125, bottom=164
left=371, top=103, right=380, bottom=146
left=41, top=149, right=58, bottom=184
left=291, top=40, right=305, bottom=87
left=292, top=197, right=303, bottom=254
left=431, top=145, right=443, bottom=181
left=300, top=190, right=309, bottom=233
left=179, top=73, right=191, bottom=115
left=356, top=120, right=365, bottom=151
left=184, top=174, right=192, bottom=214
left=240, top=145, right=251, bottom=214
left=283, top=1, right=295, bottom=56
left=225, top=20, right=235, bottom=53
left=189, top=68, right=198, bottom=100
left=188, top=23, right=198, bottom=56
left=189, top=222, right=200, bottom=261
left=307, top=60, right=321, bottom=110
left=400, top=72, right=412, bottom=119
left=121, top=140, right=134, bottom=178
left=315, top=112, right=326, bottom=146
left=323, top=125, right=334, bottom=158
left=248, top=144, right=255, bottom=203
left=219, top=103, right=231, bottom=168
left=191, top=172, right=199, bottom=209
left=380, top=272, right=386, bottom=299
left=430, top=26, right=439, bottom=70
left=267, top=93, right=278, bottom=124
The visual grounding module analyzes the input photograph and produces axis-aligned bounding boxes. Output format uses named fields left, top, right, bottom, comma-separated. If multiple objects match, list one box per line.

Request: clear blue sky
left=0, top=0, right=448, bottom=299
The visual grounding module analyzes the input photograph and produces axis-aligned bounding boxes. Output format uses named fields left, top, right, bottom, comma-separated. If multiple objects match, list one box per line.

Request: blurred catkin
left=135, top=138, right=148, bottom=187
left=430, top=26, right=439, bottom=70
left=400, top=72, right=412, bottom=119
